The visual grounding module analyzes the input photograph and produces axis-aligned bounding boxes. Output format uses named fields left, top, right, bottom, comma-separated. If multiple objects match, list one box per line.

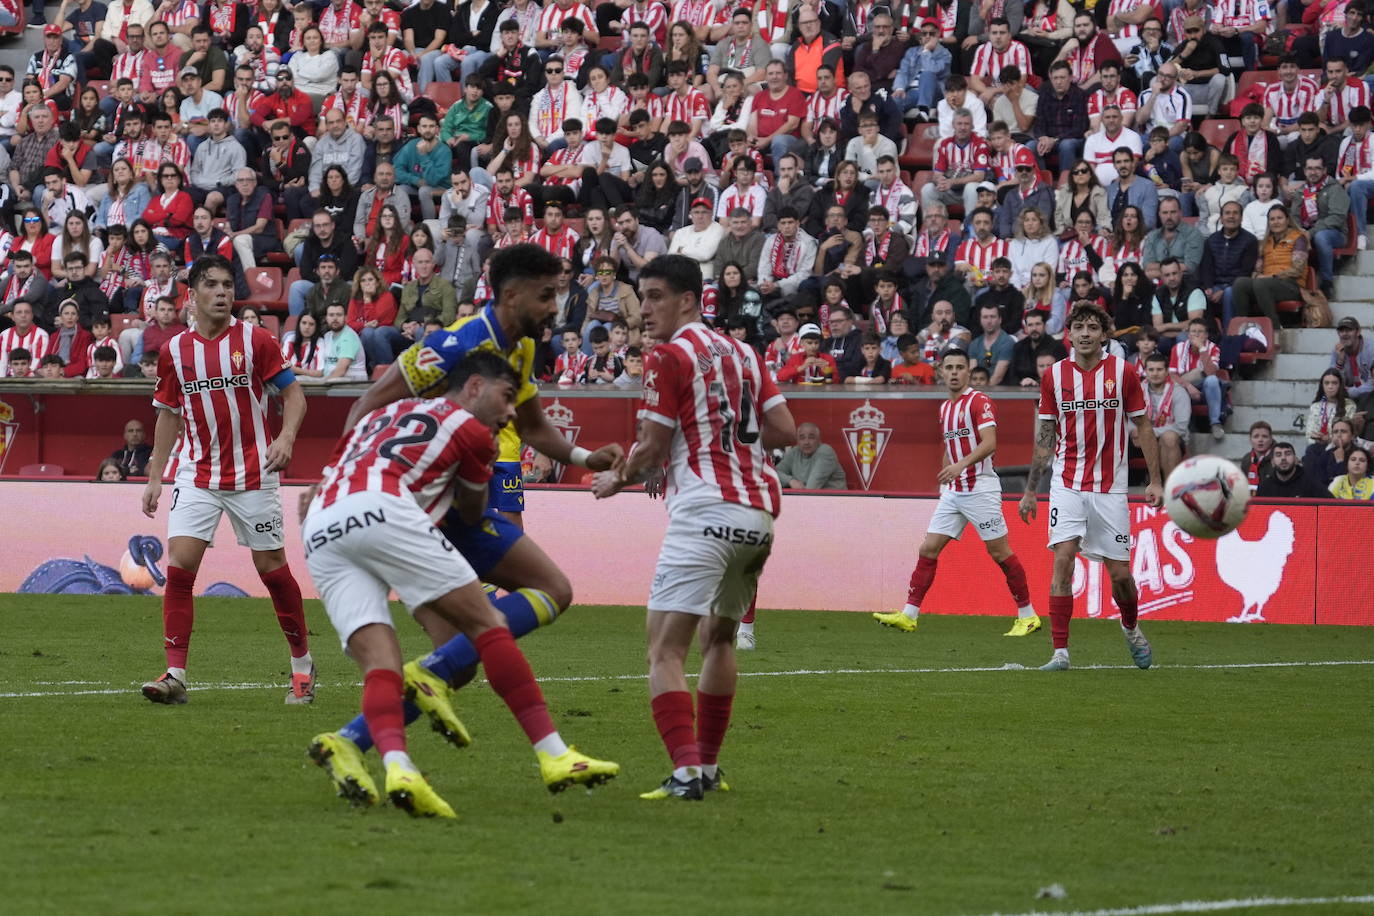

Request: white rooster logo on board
left=1215, top=512, right=1296, bottom=623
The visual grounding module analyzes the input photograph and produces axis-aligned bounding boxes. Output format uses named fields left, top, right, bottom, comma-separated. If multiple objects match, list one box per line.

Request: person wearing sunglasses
left=0, top=66, right=21, bottom=148
left=1168, top=14, right=1228, bottom=119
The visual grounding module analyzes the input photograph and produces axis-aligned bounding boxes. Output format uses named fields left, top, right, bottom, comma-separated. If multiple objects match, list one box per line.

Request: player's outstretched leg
left=735, top=598, right=757, bottom=651
left=1109, top=561, right=1152, bottom=669
left=697, top=616, right=737, bottom=793
left=329, top=587, right=561, bottom=762
left=874, top=536, right=948, bottom=633
left=254, top=554, right=316, bottom=704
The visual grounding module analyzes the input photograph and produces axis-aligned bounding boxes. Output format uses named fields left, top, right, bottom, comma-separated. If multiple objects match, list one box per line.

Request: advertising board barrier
left=3, top=483, right=1368, bottom=627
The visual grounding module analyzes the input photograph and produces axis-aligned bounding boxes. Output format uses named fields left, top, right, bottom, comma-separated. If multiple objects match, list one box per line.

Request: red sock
left=650, top=691, right=700, bottom=769
left=1117, top=590, right=1139, bottom=629
left=475, top=628, right=557, bottom=745
left=362, top=668, right=407, bottom=756
left=1050, top=594, right=1074, bottom=650
left=998, top=555, right=1031, bottom=607
left=162, top=565, right=196, bottom=670
left=259, top=564, right=310, bottom=657
left=695, top=690, right=733, bottom=766
left=907, top=556, right=938, bottom=606
left=741, top=597, right=756, bottom=625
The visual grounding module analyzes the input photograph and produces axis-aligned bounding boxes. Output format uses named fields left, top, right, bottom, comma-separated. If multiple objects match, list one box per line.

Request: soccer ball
left=1164, top=456, right=1251, bottom=539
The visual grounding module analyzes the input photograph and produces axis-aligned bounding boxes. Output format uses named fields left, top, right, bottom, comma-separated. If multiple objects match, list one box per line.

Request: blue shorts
left=489, top=461, right=525, bottom=513
left=437, top=508, right=524, bottom=579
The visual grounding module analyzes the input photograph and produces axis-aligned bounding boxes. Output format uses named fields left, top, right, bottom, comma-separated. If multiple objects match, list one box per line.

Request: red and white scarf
left=872, top=294, right=905, bottom=336
left=770, top=233, right=801, bottom=280
left=865, top=230, right=894, bottom=267
left=1300, top=179, right=1330, bottom=229
left=1147, top=379, right=1176, bottom=427
left=913, top=229, right=951, bottom=258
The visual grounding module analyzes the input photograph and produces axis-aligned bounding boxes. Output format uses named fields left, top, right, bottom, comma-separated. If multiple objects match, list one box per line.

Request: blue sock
left=337, top=589, right=560, bottom=754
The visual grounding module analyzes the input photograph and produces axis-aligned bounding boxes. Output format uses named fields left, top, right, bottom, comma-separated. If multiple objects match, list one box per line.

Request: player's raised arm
left=593, top=417, right=673, bottom=498
left=515, top=396, right=625, bottom=472
left=141, top=407, right=183, bottom=518
left=1019, top=417, right=1056, bottom=523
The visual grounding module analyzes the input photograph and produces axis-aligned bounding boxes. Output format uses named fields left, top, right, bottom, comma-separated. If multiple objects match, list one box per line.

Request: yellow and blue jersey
left=396, top=305, right=538, bottom=465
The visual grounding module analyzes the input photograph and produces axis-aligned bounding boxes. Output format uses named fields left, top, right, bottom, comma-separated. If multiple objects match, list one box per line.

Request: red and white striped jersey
left=487, top=187, right=536, bottom=228
left=764, top=332, right=803, bottom=378
left=990, top=141, right=1034, bottom=183
left=157, top=137, right=191, bottom=173
left=956, top=237, right=1011, bottom=274
left=1087, top=86, right=1139, bottom=121
left=671, top=0, right=719, bottom=29
left=1216, top=0, right=1269, bottom=29
left=1168, top=339, right=1219, bottom=376
left=111, top=48, right=147, bottom=83
left=620, top=1, right=668, bottom=45
left=1037, top=354, right=1146, bottom=494
left=805, top=88, right=849, bottom=132
left=1106, top=0, right=1145, bottom=38
left=1318, top=79, right=1371, bottom=128
left=86, top=334, right=125, bottom=377
left=543, top=142, right=587, bottom=189
left=715, top=183, right=767, bottom=220
left=1264, top=80, right=1318, bottom=126
left=538, top=1, right=597, bottom=43
left=663, top=88, right=711, bottom=127
left=530, top=225, right=581, bottom=258
left=940, top=387, right=999, bottom=493
left=362, top=48, right=414, bottom=101
left=554, top=350, right=591, bottom=384
left=163, top=0, right=199, bottom=28
left=0, top=325, right=48, bottom=375
left=319, top=2, right=363, bottom=46
left=628, top=91, right=665, bottom=123
left=322, top=89, right=368, bottom=128
left=754, top=0, right=792, bottom=43
left=970, top=40, right=1032, bottom=86
left=583, top=87, right=628, bottom=136
left=1057, top=235, right=1110, bottom=280
left=640, top=321, right=786, bottom=517
left=934, top=135, right=991, bottom=176
left=316, top=398, right=497, bottom=521
left=152, top=319, right=289, bottom=491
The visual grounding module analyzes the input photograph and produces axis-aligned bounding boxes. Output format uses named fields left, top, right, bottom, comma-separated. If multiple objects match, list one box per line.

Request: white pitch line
left=2, top=659, right=1373, bottom=699
left=959, top=893, right=1374, bottom=916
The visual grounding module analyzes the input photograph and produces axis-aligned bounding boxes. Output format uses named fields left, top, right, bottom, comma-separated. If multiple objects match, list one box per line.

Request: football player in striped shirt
left=306, top=243, right=627, bottom=804
left=1019, top=302, right=1162, bottom=672
left=874, top=347, right=1040, bottom=636
left=140, top=254, right=315, bottom=706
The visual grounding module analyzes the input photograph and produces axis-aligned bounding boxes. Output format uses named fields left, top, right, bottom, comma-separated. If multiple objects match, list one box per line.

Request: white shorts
left=302, top=491, right=478, bottom=650
left=647, top=502, right=774, bottom=622
left=1047, top=485, right=1130, bottom=562
left=168, top=483, right=284, bottom=551
left=928, top=487, right=1009, bottom=542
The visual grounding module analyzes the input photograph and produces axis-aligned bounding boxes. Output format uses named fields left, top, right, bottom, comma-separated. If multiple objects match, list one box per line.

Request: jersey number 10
left=710, top=380, right=760, bottom=454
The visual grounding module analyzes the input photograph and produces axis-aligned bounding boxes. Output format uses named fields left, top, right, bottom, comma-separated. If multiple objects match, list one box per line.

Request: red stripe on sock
left=695, top=690, right=733, bottom=766
left=162, top=565, right=195, bottom=670
left=741, top=597, right=756, bottom=625
left=362, top=668, right=407, bottom=757
left=998, top=555, right=1031, bottom=607
left=650, top=691, right=700, bottom=769
left=907, top=556, right=938, bottom=606
left=259, top=564, right=310, bottom=657
left=1117, top=591, right=1139, bottom=629
left=1050, top=594, right=1074, bottom=650
left=475, top=627, right=557, bottom=745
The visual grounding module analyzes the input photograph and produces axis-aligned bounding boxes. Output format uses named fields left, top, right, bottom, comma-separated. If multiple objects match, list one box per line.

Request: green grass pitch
left=3, top=594, right=1373, bottom=916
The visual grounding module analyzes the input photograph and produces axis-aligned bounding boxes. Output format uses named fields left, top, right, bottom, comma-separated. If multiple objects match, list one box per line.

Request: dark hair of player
left=488, top=243, right=562, bottom=299
left=939, top=346, right=969, bottom=364
left=1066, top=301, right=1112, bottom=333
left=189, top=253, right=234, bottom=289
left=638, top=253, right=703, bottom=305
left=449, top=349, right=520, bottom=391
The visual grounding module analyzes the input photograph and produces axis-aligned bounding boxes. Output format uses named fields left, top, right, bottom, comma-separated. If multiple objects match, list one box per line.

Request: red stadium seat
left=899, top=128, right=937, bottom=170
left=1227, top=316, right=1277, bottom=365
left=422, top=82, right=462, bottom=116
left=259, top=314, right=281, bottom=340
left=286, top=267, right=302, bottom=287
left=0, top=5, right=26, bottom=36
left=1333, top=213, right=1359, bottom=258
left=242, top=267, right=285, bottom=312
left=112, top=313, right=141, bottom=334
left=283, top=314, right=299, bottom=339
left=565, top=218, right=584, bottom=236
left=1275, top=267, right=1314, bottom=318
left=19, top=464, right=64, bottom=477
left=1235, top=70, right=1277, bottom=98
left=1197, top=119, right=1239, bottom=151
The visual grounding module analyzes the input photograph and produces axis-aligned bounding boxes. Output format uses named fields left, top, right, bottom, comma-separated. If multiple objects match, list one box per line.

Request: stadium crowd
left=1, top=0, right=1374, bottom=495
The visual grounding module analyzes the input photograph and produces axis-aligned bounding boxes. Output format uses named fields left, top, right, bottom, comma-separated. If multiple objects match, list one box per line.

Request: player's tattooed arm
left=1018, top=418, right=1057, bottom=522
left=1133, top=415, right=1165, bottom=508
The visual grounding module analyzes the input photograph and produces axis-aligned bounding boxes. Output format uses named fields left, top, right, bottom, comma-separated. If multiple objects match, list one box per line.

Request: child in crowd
left=776, top=323, right=837, bottom=383
left=554, top=328, right=590, bottom=384
left=86, top=315, right=124, bottom=378
left=89, top=346, right=119, bottom=379
left=581, top=325, right=624, bottom=384
left=6, top=348, right=32, bottom=377
left=37, top=355, right=66, bottom=378
left=614, top=346, right=644, bottom=388
left=846, top=332, right=891, bottom=384
left=889, top=333, right=936, bottom=384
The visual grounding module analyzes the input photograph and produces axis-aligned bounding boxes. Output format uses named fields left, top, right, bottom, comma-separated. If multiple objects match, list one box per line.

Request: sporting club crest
left=543, top=399, right=581, bottom=483
left=842, top=400, right=892, bottom=490
left=0, top=398, right=16, bottom=475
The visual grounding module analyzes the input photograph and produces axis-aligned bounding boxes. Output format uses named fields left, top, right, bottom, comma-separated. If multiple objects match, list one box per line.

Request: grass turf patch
left=2, top=595, right=1371, bottom=916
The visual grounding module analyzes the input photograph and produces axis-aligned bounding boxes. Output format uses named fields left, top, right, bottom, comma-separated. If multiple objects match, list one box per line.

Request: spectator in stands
left=144, top=164, right=195, bottom=250
left=1111, top=262, right=1155, bottom=345
left=1136, top=62, right=1192, bottom=149
left=187, top=108, right=244, bottom=214
left=309, top=109, right=366, bottom=195
left=301, top=253, right=352, bottom=326
left=1032, top=61, right=1088, bottom=171
left=139, top=297, right=187, bottom=360
left=282, top=312, right=323, bottom=375
left=667, top=196, right=725, bottom=279
left=317, top=302, right=367, bottom=381
left=776, top=322, right=838, bottom=384
left=1196, top=155, right=1255, bottom=234
left=262, top=119, right=313, bottom=221
left=1138, top=350, right=1192, bottom=477
left=1339, top=106, right=1374, bottom=252
left=1256, top=442, right=1311, bottom=498
left=1282, top=113, right=1338, bottom=184
left=1055, top=160, right=1109, bottom=235
left=44, top=300, right=92, bottom=377
left=777, top=422, right=847, bottom=489
left=1143, top=196, right=1204, bottom=279
left=1169, top=16, right=1227, bottom=117
left=921, top=108, right=989, bottom=216
left=1169, top=317, right=1227, bottom=439
left=893, top=19, right=952, bottom=120
left=437, top=215, right=484, bottom=301
left=1151, top=256, right=1206, bottom=347
left=765, top=153, right=817, bottom=233
left=976, top=257, right=1027, bottom=334
left=1106, top=146, right=1159, bottom=233
left=1236, top=419, right=1278, bottom=488
left=10, top=104, right=58, bottom=203
left=712, top=207, right=765, bottom=285
left=824, top=306, right=865, bottom=379
left=1011, top=310, right=1066, bottom=385
left=1287, top=153, right=1349, bottom=297
left=51, top=252, right=107, bottom=329
left=970, top=302, right=1015, bottom=386
left=225, top=168, right=281, bottom=270
left=840, top=69, right=901, bottom=147
left=290, top=211, right=359, bottom=316
left=35, top=354, right=65, bottom=378
left=353, top=161, right=412, bottom=241
left=1310, top=369, right=1363, bottom=454
left=1312, top=420, right=1374, bottom=493
left=996, top=152, right=1054, bottom=239
left=1330, top=316, right=1374, bottom=414
left=1008, top=206, right=1058, bottom=288
left=347, top=266, right=399, bottom=373
left=5, top=348, right=32, bottom=378
left=1085, top=107, right=1142, bottom=187
left=890, top=332, right=936, bottom=384
left=391, top=246, right=457, bottom=347
left=917, top=299, right=972, bottom=363
left=0, top=250, right=51, bottom=316
left=110, top=419, right=153, bottom=477
left=97, top=458, right=127, bottom=482
left=913, top=254, right=972, bottom=329
left=1234, top=205, right=1310, bottom=324
left=1198, top=201, right=1259, bottom=328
